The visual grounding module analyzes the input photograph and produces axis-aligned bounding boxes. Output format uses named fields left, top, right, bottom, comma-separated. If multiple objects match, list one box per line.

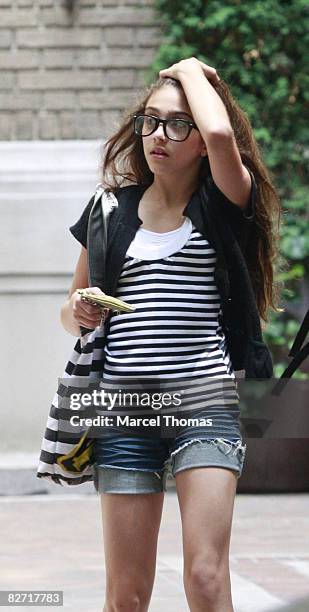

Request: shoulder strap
left=288, top=308, right=309, bottom=358
left=79, top=185, right=118, bottom=338
left=86, top=184, right=118, bottom=289
left=271, top=308, right=309, bottom=395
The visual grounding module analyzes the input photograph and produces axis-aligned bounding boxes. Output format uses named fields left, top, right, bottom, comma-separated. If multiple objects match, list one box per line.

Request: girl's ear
left=200, top=140, right=208, bottom=158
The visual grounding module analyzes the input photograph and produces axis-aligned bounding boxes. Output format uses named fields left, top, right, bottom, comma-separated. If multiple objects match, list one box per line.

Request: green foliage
left=146, top=0, right=309, bottom=377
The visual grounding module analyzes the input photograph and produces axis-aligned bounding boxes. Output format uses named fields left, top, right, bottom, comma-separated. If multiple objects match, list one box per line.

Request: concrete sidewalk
left=0, top=487, right=308, bottom=612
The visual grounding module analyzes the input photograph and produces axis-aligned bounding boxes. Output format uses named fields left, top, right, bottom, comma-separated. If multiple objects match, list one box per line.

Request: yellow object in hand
left=77, top=289, right=136, bottom=313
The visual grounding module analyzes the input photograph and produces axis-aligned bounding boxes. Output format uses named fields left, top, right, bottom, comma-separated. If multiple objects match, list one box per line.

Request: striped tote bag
left=36, top=186, right=118, bottom=486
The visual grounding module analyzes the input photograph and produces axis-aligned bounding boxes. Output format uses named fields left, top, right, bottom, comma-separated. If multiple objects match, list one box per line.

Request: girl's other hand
left=159, top=57, right=220, bottom=85
left=70, top=286, right=110, bottom=329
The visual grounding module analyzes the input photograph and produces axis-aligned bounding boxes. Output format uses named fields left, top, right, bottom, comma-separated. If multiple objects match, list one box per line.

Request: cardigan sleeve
left=207, top=165, right=257, bottom=223
left=205, top=165, right=258, bottom=253
left=69, top=195, right=95, bottom=248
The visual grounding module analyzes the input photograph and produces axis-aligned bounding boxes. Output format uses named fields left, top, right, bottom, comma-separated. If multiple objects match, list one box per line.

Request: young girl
left=61, top=58, right=281, bottom=612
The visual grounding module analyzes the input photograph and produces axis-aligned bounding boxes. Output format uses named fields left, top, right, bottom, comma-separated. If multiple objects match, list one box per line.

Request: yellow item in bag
left=56, top=428, right=94, bottom=474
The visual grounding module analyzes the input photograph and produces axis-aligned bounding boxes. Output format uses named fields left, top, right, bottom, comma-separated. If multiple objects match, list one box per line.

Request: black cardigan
left=70, top=171, right=274, bottom=378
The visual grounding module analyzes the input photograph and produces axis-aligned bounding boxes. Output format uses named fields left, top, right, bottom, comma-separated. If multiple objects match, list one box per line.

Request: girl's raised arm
left=160, top=57, right=252, bottom=210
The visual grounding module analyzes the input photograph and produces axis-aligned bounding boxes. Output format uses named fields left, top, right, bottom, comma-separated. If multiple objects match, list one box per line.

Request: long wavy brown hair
left=100, top=76, right=284, bottom=324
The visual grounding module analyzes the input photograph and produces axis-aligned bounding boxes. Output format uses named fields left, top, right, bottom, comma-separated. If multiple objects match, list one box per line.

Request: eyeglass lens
left=135, top=115, right=190, bottom=141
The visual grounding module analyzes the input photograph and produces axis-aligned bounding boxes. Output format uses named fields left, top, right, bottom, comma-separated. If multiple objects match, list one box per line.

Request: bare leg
left=175, top=467, right=238, bottom=612
left=100, top=491, right=164, bottom=612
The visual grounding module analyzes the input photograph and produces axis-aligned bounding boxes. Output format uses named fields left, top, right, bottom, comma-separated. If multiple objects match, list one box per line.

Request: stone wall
left=0, top=0, right=161, bottom=140
left=0, top=140, right=103, bottom=456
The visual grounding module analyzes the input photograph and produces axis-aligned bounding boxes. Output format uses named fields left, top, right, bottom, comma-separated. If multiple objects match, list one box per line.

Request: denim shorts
left=93, top=430, right=247, bottom=494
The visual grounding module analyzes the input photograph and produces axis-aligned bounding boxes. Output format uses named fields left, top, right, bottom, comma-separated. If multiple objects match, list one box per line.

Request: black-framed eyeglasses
left=133, top=113, right=198, bottom=142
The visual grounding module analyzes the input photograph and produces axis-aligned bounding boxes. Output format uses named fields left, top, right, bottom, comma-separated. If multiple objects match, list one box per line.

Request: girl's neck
left=147, top=176, right=199, bottom=208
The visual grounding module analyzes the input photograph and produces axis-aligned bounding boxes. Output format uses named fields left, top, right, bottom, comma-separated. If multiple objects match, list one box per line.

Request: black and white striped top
left=102, top=219, right=239, bottom=416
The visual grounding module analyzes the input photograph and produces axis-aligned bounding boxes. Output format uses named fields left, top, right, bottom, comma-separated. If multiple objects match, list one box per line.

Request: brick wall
left=0, top=0, right=162, bottom=140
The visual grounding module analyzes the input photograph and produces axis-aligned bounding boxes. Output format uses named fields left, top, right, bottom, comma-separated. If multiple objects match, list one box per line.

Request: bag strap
left=271, top=308, right=309, bottom=395
left=288, top=308, right=309, bottom=358
left=87, top=184, right=118, bottom=288
left=80, top=185, right=118, bottom=337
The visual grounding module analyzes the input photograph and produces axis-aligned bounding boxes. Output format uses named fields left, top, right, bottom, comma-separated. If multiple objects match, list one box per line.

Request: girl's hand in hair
left=70, top=287, right=110, bottom=330
left=159, top=57, right=220, bottom=85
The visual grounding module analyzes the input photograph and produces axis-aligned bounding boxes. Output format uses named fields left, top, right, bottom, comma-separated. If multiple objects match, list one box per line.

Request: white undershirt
left=127, top=217, right=193, bottom=260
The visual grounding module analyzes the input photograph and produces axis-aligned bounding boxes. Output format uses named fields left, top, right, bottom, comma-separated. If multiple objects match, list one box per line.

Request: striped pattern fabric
left=102, top=226, right=239, bottom=415
left=96, top=225, right=240, bottom=450
left=36, top=327, right=106, bottom=486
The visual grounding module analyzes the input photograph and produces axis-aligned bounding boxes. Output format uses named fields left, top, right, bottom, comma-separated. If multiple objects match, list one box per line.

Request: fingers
left=77, top=317, right=101, bottom=329
left=73, top=303, right=101, bottom=329
left=88, top=286, right=105, bottom=295
left=80, top=300, right=101, bottom=317
left=200, top=62, right=220, bottom=82
left=159, top=57, right=220, bottom=84
left=71, top=287, right=109, bottom=329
